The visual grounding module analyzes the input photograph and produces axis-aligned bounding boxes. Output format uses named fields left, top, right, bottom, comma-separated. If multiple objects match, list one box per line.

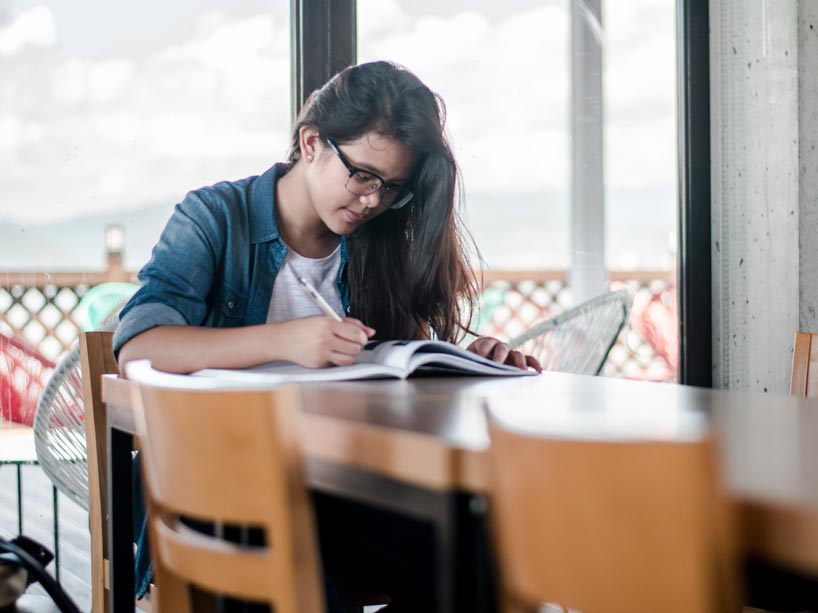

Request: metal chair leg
left=52, top=485, right=60, bottom=583
left=11, top=464, right=62, bottom=584
left=16, top=464, right=23, bottom=535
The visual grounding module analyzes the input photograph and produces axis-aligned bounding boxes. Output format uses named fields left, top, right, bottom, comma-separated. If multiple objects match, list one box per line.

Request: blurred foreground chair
left=485, top=406, right=739, bottom=613
left=790, top=332, right=818, bottom=398
left=508, top=289, right=632, bottom=376
left=742, top=331, right=818, bottom=611
left=128, top=364, right=324, bottom=613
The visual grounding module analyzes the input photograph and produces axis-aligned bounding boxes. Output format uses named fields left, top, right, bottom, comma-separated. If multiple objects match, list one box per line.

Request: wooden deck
left=0, top=462, right=92, bottom=611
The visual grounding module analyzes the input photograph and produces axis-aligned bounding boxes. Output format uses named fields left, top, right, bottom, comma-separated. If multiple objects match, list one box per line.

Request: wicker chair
left=508, top=289, right=633, bottom=376
left=0, top=334, right=57, bottom=540
left=0, top=334, right=55, bottom=426
left=32, top=285, right=133, bottom=511
left=32, top=343, right=87, bottom=511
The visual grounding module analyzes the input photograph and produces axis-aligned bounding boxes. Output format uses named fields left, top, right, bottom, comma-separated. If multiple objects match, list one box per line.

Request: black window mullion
left=290, top=0, right=356, bottom=123
left=677, top=0, right=712, bottom=387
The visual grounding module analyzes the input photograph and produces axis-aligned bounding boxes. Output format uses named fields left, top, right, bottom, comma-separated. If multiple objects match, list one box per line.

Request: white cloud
left=0, top=115, right=46, bottom=162
left=359, top=2, right=571, bottom=192
left=0, top=5, right=56, bottom=57
left=2, top=9, right=291, bottom=223
left=1, top=1, right=676, bottom=229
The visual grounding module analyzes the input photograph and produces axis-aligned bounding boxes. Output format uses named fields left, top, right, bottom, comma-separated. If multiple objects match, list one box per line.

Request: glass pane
left=358, top=0, right=678, bottom=381
left=1, top=2, right=290, bottom=357
left=358, top=0, right=570, bottom=271
left=604, top=1, right=677, bottom=381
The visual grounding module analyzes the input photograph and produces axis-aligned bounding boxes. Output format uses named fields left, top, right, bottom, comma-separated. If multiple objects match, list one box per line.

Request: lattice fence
left=0, top=269, right=678, bottom=381
left=0, top=283, right=88, bottom=361
left=0, top=267, right=135, bottom=361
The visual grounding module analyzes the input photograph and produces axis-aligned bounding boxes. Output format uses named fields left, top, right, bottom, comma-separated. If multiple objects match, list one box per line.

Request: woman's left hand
left=466, top=336, right=543, bottom=372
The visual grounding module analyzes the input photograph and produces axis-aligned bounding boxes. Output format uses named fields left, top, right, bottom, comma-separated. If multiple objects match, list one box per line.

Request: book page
left=194, top=360, right=405, bottom=383
left=355, top=340, right=427, bottom=370
left=192, top=339, right=534, bottom=383
left=360, top=340, right=533, bottom=376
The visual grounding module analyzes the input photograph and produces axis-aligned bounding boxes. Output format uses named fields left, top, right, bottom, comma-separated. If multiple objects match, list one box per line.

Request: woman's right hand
left=276, top=316, right=375, bottom=368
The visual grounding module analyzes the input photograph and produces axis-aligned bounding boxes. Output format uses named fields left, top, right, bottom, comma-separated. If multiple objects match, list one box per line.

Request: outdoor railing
left=0, top=265, right=677, bottom=382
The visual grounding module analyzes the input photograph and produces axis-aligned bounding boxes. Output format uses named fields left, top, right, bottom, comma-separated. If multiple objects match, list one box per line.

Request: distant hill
left=0, top=188, right=676, bottom=272
left=0, top=204, right=174, bottom=271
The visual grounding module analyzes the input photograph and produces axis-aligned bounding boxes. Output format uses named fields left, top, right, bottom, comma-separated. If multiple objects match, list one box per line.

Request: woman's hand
left=278, top=316, right=375, bottom=368
left=466, top=336, right=543, bottom=372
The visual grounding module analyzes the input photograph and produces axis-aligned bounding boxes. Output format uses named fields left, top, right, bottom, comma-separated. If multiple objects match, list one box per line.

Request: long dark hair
left=288, top=61, right=479, bottom=342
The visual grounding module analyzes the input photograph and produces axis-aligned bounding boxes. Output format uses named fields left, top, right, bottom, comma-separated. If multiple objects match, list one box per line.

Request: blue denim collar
left=248, top=163, right=287, bottom=244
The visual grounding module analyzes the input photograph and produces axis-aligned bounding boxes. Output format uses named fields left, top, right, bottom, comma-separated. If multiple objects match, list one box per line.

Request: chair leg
left=17, top=464, right=23, bottom=534
left=52, top=485, right=60, bottom=583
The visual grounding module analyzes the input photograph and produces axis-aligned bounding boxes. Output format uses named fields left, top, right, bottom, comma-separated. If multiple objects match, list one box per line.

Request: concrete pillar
left=710, top=0, right=799, bottom=392
left=799, top=3, right=818, bottom=331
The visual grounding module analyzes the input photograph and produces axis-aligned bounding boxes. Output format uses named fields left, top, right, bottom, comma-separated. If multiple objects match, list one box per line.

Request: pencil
left=296, top=275, right=344, bottom=323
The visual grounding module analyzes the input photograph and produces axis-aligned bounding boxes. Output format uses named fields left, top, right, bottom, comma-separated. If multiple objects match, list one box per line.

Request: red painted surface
left=0, top=334, right=55, bottom=425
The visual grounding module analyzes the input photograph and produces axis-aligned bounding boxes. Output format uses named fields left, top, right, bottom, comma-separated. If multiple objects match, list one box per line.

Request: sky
left=0, top=0, right=677, bottom=270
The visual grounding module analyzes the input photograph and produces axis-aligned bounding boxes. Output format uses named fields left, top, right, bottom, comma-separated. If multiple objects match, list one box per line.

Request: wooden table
left=102, top=372, right=818, bottom=612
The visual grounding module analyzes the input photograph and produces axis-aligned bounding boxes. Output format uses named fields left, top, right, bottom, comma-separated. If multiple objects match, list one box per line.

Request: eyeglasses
left=325, top=139, right=414, bottom=210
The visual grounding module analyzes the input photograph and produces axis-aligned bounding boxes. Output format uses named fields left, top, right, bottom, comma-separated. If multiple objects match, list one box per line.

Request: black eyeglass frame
left=324, top=138, right=414, bottom=210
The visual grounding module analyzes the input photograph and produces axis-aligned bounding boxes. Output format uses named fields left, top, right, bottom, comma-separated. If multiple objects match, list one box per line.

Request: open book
left=193, top=339, right=536, bottom=383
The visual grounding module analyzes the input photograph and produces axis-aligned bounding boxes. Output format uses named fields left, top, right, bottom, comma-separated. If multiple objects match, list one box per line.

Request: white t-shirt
left=266, top=245, right=344, bottom=324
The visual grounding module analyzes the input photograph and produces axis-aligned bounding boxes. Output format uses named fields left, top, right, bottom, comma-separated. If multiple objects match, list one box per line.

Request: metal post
left=570, top=0, right=606, bottom=304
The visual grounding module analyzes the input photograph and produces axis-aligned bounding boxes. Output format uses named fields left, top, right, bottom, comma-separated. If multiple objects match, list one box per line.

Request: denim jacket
left=115, top=163, right=350, bottom=599
left=113, top=162, right=350, bottom=358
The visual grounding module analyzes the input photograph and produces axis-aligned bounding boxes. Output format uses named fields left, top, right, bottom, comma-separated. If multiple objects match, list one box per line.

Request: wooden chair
left=790, top=332, right=818, bottom=397
left=741, top=331, right=818, bottom=613
left=485, top=407, right=739, bottom=613
left=78, top=331, right=119, bottom=613
left=79, top=331, right=152, bottom=612
left=129, top=375, right=324, bottom=613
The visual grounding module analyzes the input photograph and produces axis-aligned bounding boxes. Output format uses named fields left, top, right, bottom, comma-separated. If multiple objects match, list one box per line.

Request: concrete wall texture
left=710, top=0, right=805, bottom=392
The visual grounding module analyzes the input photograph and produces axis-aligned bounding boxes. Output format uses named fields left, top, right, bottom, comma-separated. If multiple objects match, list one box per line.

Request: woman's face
left=303, top=130, right=417, bottom=235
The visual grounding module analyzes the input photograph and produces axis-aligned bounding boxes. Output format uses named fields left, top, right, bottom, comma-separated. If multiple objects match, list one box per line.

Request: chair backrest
left=130, top=381, right=323, bottom=613
left=0, top=333, right=55, bottom=425
left=791, top=332, right=818, bottom=398
left=78, top=331, right=119, bottom=613
left=74, top=282, right=138, bottom=331
left=485, top=408, right=738, bottom=613
left=508, top=289, right=632, bottom=376
left=34, top=343, right=87, bottom=510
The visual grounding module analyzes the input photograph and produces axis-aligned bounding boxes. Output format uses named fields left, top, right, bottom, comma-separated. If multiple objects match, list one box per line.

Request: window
left=1, top=0, right=290, bottom=360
